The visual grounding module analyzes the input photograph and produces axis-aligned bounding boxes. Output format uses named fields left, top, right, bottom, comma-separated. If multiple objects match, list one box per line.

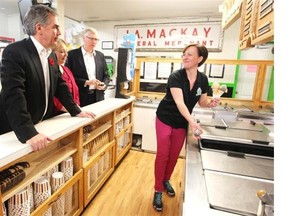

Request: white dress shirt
left=31, top=36, right=52, bottom=118
left=81, top=47, right=96, bottom=89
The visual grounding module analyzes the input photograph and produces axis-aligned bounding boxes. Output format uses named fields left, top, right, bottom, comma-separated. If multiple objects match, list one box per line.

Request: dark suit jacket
left=66, top=47, right=110, bottom=107
left=0, top=38, right=81, bottom=143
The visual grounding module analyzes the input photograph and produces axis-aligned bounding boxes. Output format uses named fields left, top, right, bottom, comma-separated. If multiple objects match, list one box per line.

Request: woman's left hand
left=208, top=97, right=220, bottom=108
left=76, top=111, right=96, bottom=119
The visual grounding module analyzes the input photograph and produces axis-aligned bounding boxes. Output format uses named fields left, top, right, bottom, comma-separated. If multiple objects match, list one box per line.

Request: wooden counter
left=0, top=97, right=134, bottom=215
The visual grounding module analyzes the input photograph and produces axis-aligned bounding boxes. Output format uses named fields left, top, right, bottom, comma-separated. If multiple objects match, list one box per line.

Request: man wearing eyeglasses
left=66, top=27, right=110, bottom=107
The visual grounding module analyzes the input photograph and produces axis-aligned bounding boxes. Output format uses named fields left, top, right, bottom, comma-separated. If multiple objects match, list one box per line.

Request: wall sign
left=0, top=36, right=15, bottom=47
left=102, top=41, right=114, bottom=50
left=115, top=22, right=223, bottom=52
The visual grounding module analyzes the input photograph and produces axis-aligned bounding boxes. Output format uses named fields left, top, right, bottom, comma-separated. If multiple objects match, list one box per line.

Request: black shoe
left=153, top=192, right=163, bottom=211
left=164, top=180, right=175, bottom=196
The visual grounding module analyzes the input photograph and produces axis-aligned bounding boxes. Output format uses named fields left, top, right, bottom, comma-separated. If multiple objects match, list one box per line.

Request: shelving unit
left=113, top=103, right=133, bottom=165
left=221, top=0, right=243, bottom=30
left=238, top=0, right=274, bottom=50
left=30, top=170, right=83, bottom=216
left=0, top=98, right=134, bottom=216
left=83, top=141, right=115, bottom=206
left=251, top=0, right=274, bottom=45
left=82, top=112, right=115, bottom=207
left=1, top=129, right=84, bottom=216
left=239, top=0, right=257, bottom=50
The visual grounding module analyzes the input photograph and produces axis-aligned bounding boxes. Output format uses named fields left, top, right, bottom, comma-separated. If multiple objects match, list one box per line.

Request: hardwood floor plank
left=82, top=150, right=185, bottom=216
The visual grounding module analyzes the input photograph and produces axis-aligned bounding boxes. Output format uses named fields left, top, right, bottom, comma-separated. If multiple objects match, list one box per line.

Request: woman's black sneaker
left=153, top=192, right=163, bottom=211
left=164, top=180, right=175, bottom=196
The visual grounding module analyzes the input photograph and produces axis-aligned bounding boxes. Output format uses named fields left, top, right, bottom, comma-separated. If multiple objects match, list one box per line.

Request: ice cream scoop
left=211, top=82, right=220, bottom=90
left=211, top=82, right=220, bottom=97
left=257, top=190, right=274, bottom=205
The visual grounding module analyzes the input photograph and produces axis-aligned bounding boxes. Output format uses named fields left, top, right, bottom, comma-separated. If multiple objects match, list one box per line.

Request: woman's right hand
left=26, top=134, right=52, bottom=151
left=189, top=119, right=203, bottom=139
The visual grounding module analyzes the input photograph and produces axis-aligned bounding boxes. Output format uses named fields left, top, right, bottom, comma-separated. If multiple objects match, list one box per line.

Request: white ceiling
left=0, top=0, right=224, bottom=22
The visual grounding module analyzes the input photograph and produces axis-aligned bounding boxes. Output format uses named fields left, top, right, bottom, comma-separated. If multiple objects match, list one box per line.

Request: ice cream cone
left=211, top=82, right=220, bottom=98
left=218, top=90, right=224, bottom=97
left=212, top=88, right=219, bottom=97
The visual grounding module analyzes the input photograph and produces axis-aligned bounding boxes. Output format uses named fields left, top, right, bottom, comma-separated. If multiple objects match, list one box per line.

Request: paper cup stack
left=2, top=203, right=7, bottom=216
left=60, top=157, right=74, bottom=214
left=27, top=184, right=34, bottom=213
left=43, top=165, right=59, bottom=183
left=33, top=176, right=52, bottom=216
left=8, top=188, right=30, bottom=216
left=51, top=172, right=65, bottom=216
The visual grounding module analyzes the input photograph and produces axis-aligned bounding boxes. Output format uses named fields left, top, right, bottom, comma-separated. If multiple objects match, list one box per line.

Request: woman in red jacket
left=53, top=39, right=80, bottom=114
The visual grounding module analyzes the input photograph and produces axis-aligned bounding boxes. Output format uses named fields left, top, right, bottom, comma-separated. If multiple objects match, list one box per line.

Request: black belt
left=87, top=89, right=96, bottom=94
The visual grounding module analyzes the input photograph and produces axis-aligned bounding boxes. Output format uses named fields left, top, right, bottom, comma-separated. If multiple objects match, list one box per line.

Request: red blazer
left=53, top=65, right=80, bottom=114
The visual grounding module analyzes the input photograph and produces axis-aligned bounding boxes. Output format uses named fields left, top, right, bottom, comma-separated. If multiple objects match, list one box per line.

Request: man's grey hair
left=82, top=27, right=99, bottom=38
left=24, top=4, right=58, bottom=36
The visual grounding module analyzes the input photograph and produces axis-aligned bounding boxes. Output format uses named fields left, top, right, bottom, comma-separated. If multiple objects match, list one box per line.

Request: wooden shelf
left=239, top=0, right=257, bottom=50
left=83, top=121, right=112, bottom=146
left=115, top=141, right=132, bottom=165
left=83, top=141, right=115, bottom=168
left=115, top=122, right=133, bottom=138
left=115, top=124, right=133, bottom=165
left=222, top=0, right=243, bottom=30
left=2, top=144, right=77, bottom=202
left=251, top=0, right=274, bottom=45
left=238, top=0, right=274, bottom=49
left=30, top=170, right=83, bottom=216
left=83, top=141, right=115, bottom=206
left=0, top=98, right=135, bottom=215
left=115, top=110, right=131, bottom=124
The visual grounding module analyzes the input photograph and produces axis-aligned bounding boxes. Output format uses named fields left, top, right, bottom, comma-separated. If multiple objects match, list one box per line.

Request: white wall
left=0, top=11, right=273, bottom=61
left=87, top=18, right=240, bottom=60
left=0, top=13, right=25, bottom=41
left=84, top=18, right=273, bottom=99
left=0, top=11, right=274, bottom=96
left=79, top=18, right=273, bottom=61
left=0, top=13, right=9, bottom=37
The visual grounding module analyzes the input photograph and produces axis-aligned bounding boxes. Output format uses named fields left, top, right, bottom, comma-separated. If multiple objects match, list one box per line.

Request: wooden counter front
left=0, top=97, right=135, bottom=215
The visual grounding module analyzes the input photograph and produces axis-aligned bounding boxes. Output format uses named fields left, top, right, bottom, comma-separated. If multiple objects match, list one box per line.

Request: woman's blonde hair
left=52, top=38, right=67, bottom=52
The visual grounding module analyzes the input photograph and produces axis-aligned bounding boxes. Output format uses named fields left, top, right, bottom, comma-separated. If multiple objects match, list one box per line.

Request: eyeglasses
left=86, top=36, right=100, bottom=41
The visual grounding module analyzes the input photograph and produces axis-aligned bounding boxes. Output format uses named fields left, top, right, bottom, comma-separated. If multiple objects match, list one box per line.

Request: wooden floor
left=81, top=149, right=185, bottom=216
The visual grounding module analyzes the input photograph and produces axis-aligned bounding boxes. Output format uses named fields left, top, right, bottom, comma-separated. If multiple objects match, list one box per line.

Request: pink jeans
left=154, top=117, right=186, bottom=192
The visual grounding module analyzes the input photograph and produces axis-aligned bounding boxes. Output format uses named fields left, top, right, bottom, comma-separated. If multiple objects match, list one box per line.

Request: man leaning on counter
left=0, top=4, right=95, bottom=151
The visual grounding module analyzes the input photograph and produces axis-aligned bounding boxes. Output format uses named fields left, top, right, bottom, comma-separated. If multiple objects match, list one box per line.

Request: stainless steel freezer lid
left=199, top=118, right=274, bottom=145
left=201, top=150, right=274, bottom=179
left=204, top=170, right=274, bottom=216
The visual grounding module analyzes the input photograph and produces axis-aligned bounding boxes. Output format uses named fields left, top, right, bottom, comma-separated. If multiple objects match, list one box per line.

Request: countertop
left=0, top=97, right=135, bottom=168
left=182, top=121, right=274, bottom=216
left=182, top=132, right=239, bottom=216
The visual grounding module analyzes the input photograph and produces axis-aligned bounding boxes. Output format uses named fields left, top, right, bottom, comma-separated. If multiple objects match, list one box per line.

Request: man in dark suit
left=0, top=5, right=95, bottom=151
left=66, top=27, right=110, bottom=107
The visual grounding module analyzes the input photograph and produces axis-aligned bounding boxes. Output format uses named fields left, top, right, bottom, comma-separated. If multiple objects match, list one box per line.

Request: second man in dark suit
left=66, top=28, right=110, bottom=107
